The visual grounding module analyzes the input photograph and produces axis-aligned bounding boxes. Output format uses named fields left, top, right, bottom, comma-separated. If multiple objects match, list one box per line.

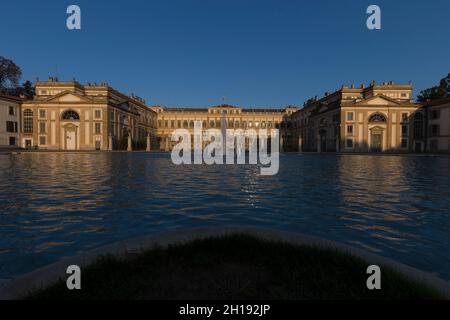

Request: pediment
left=44, top=91, right=93, bottom=103
left=356, top=95, right=402, bottom=106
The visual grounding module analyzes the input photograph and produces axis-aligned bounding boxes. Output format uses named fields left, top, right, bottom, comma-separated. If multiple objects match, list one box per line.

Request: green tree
left=10, top=80, right=35, bottom=99
left=417, top=73, right=450, bottom=102
left=0, top=56, right=22, bottom=92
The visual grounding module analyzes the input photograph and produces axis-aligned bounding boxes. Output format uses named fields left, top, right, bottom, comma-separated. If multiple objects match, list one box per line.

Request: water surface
left=0, top=153, right=449, bottom=280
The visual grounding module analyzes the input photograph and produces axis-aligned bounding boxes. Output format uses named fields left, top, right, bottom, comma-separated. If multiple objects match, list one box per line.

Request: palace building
left=0, top=93, right=23, bottom=148
left=285, top=81, right=425, bottom=153
left=424, top=97, right=450, bottom=153
left=20, top=78, right=157, bottom=151
left=151, top=104, right=298, bottom=151
left=10, top=77, right=447, bottom=154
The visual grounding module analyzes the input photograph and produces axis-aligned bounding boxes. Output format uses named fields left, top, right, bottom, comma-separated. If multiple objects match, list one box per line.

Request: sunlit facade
left=286, top=81, right=425, bottom=153
left=151, top=105, right=298, bottom=151
left=20, top=78, right=157, bottom=150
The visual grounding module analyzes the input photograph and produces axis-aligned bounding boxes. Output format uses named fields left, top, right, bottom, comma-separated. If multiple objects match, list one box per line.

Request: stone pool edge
left=1, top=226, right=449, bottom=300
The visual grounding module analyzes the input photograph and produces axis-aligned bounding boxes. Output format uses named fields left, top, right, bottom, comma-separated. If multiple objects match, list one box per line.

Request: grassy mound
left=27, top=234, right=445, bottom=300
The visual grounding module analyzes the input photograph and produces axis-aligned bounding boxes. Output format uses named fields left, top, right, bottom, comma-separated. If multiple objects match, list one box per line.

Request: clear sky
left=1, top=0, right=449, bottom=107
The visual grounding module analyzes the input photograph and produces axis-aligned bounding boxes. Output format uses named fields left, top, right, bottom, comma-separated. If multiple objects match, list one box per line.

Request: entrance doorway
left=24, top=139, right=32, bottom=149
left=371, top=130, right=383, bottom=152
left=66, top=128, right=76, bottom=150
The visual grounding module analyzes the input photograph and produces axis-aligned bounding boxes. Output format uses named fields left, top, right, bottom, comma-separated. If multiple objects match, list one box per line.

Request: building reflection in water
left=0, top=153, right=449, bottom=280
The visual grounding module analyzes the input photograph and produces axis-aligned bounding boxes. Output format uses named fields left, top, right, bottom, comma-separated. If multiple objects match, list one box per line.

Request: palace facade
left=424, top=97, right=450, bottom=153
left=8, top=77, right=449, bottom=154
left=0, top=93, right=23, bottom=147
left=284, top=81, right=426, bottom=153
left=151, top=104, right=298, bottom=151
left=20, top=78, right=157, bottom=150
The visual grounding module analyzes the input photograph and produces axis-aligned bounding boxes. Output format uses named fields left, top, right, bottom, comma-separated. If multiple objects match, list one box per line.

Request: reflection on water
left=0, top=153, right=449, bottom=280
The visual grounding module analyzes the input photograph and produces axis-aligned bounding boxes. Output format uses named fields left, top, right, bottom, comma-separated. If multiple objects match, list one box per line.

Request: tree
left=417, top=73, right=450, bottom=102
left=10, top=80, right=35, bottom=99
left=0, top=56, right=22, bottom=92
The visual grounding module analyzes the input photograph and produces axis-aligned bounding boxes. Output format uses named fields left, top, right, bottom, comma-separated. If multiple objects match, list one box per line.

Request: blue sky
left=1, top=0, right=449, bottom=107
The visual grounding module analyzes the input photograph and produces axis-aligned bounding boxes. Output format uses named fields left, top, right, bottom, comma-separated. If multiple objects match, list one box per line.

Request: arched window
left=23, top=109, right=33, bottom=133
left=61, top=110, right=80, bottom=120
left=368, top=113, right=387, bottom=123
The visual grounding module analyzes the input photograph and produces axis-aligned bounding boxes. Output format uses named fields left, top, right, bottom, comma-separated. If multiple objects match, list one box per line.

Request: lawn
left=27, top=234, right=445, bottom=300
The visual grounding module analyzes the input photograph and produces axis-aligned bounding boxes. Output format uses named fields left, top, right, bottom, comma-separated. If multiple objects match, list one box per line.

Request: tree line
left=0, top=56, right=35, bottom=99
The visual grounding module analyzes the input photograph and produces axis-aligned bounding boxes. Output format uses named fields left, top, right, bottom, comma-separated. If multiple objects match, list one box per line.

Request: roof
left=0, top=92, right=25, bottom=103
left=422, top=97, right=450, bottom=107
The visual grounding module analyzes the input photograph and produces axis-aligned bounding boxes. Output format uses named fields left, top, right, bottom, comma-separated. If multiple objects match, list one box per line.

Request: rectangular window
left=401, top=113, right=409, bottom=123
left=9, top=137, right=16, bottom=146
left=430, top=125, right=440, bottom=137
left=210, top=120, right=214, bottom=128
left=332, top=114, right=340, bottom=123
left=183, top=121, right=188, bottom=128
left=39, top=136, right=46, bottom=145
left=158, top=120, right=162, bottom=127
left=171, top=120, right=175, bottom=128
left=430, top=110, right=440, bottom=120
left=39, top=109, right=46, bottom=119
left=95, top=123, right=101, bottom=134
left=9, top=106, right=14, bottom=116
left=346, top=138, right=353, bottom=149
left=39, top=122, right=46, bottom=134
left=347, top=112, right=354, bottom=121
left=216, top=120, right=220, bottom=128
left=347, top=125, right=353, bottom=136
left=177, top=120, right=181, bottom=128
left=401, top=125, right=409, bottom=137
left=6, top=121, right=15, bottom=133
left=94, top=110, right=102, bottom=119
left=164, top=120, right=168, bottom=128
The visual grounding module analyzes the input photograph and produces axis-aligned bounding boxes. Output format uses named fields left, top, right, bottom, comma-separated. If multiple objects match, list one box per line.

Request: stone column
left=127, top=135, right=132, bottom=151
left=298, top=135, right=303, bottom=153
left=108, top=135, right=113, bottom=151
left=146, top=134, right=151, bottom=152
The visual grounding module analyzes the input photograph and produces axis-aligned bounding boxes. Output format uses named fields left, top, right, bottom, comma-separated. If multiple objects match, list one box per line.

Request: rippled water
left=0, top=152, right=449, bottom=280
